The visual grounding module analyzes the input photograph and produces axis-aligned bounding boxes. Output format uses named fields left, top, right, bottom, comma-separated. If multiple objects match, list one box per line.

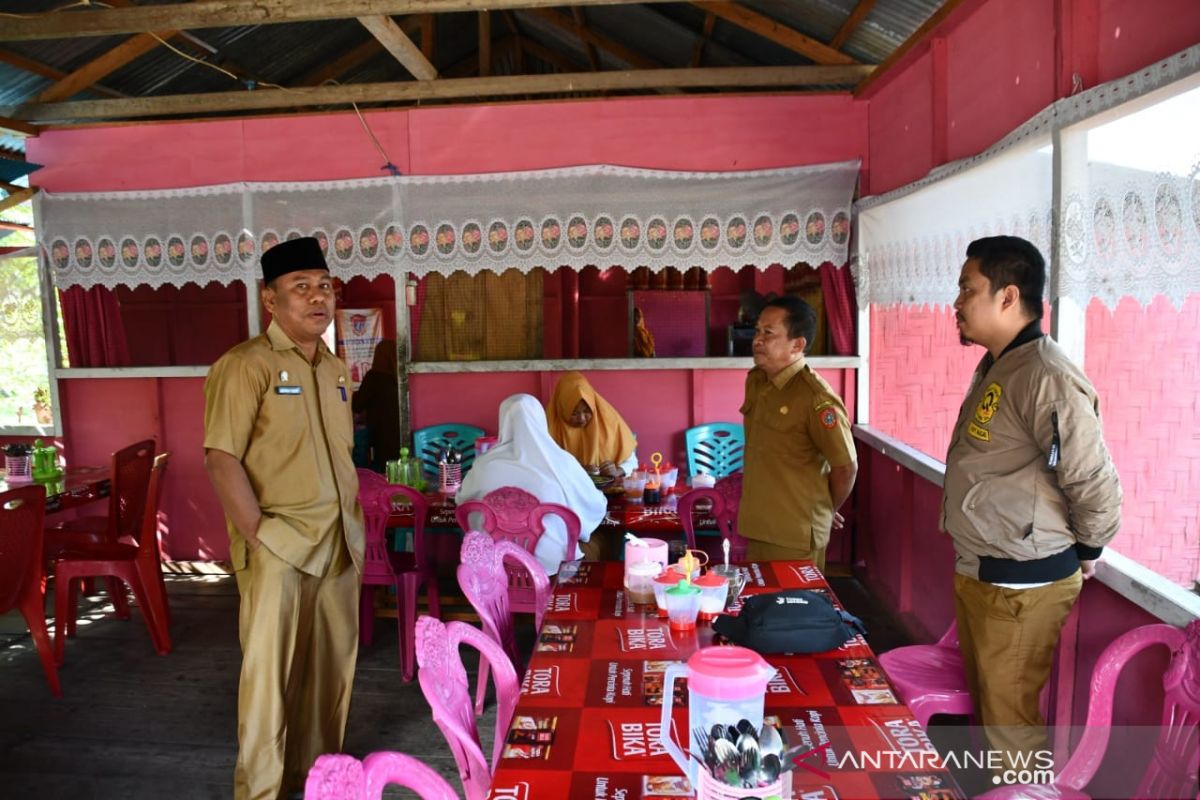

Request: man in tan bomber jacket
left=943, top=236, right=1122, bottom=774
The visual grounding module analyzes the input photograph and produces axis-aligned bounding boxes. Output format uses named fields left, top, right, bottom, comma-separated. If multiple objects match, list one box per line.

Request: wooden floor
left=0, top=566, right=910, bottom=799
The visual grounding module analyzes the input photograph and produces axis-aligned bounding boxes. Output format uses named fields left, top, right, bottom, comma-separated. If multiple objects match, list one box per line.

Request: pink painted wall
left=1085, top=295, right=1200, bottom=587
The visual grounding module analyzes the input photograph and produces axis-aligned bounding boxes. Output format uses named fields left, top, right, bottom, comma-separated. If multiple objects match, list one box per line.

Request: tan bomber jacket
left=941, top=330, right=1122, bottom=582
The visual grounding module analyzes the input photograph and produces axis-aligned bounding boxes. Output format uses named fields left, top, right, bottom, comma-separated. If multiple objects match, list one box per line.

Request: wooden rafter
left=854, top=0, right=968, bottom=96
left=420, top=15, right=435, bottom=62
left=479, top=11, right=491, bottom=77
left=0, top=116, right=39, bottom=137
left=829, top=0, right=876, bottom=50
left=0, top=220, right=34, bottom=233
left=0, top=48, right=126, bottom=98
left=690, top=11, right=717, bottom=68
left=36, top=31, right=174, bottom=103
left=517, top=35, right=586, bottom=73
left=572, top=8, right=601, bottom=71
left=357, top=15, right=438, bottom=80
left=691, top=2, right=859, bottom=66
left=524, top=8, right=660, bottom=69
left=0, top=187, right=37, bottom=214
left=0, top=0, right=678, bottom=41
left=16, top=65, right=874, bottom=122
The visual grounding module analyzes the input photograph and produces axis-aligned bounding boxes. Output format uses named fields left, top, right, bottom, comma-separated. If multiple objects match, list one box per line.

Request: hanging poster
left=335, top=307, right=383, bottom=389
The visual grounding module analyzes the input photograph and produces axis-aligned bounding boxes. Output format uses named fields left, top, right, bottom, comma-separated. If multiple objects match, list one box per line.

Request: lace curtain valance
left=856, top=43, right=1200, bottom=310
left=37, top=161, right=860, bottom=290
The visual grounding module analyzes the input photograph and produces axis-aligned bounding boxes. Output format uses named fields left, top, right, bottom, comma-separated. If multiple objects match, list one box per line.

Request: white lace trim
left=856, top=43, right=1200, bottom=309
left=37, top=162, right=859, bottom=290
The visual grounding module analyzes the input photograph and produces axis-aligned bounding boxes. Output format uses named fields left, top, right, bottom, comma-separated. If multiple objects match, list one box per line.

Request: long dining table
left=486, top=559, right=965, bottom=800
left=0, top=466, right=110, bottom=515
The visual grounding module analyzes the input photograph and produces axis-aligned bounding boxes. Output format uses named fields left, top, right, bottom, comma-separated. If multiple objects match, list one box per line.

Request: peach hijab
left=546, top=371, right=636, bottom=468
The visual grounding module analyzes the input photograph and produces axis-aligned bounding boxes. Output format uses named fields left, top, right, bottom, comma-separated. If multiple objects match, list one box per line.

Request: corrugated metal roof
left=0, top=0, right=951, bottom=145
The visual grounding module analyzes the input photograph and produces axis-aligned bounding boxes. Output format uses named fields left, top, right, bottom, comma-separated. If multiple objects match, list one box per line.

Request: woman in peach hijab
left=546, top=371, right=638, bottom=480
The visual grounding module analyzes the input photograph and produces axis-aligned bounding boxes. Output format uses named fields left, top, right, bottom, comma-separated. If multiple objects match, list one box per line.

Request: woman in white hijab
left=456, top=393, right=607, bottom=576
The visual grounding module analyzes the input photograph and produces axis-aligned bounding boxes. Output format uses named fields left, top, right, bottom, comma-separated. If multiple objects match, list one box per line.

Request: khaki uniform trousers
left=745, top=538, right=826, bottom=574
left=954, top=569, right=1082, bottom=771
left=234, top=535, right=359, bottom=800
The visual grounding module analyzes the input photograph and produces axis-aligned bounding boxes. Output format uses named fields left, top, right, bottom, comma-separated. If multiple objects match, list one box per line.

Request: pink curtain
left=818, top=263, right=857, bottom=356
left=60, top=285, right=131, bottom=367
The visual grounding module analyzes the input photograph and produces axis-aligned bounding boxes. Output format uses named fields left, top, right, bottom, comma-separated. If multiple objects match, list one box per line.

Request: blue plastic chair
left=684, top=422, right=745, bottom=477
left=412, top=423, right=486, bottom=479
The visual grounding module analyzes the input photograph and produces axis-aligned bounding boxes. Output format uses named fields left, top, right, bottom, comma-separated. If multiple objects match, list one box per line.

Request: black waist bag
left=712, top=589, right=867, bottom=654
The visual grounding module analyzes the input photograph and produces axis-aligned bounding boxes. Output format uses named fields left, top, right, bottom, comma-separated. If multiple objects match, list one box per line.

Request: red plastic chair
left=44, top=438, right=156, bottom=619
left=677, top=472, right=749, bottom=559
left=980, top=619, right=1200, bottom=799
left=878, top=621, right=973, bottom=728
left=52, top=453, right=172, bottom=663
left=454, top=486, right=579, bottom=611
left=356, top=469, right=440, bottom=681
left=415, top=616, right=518, bottom=800
left=0, top=485, right=60, bottom=696
left=458, top=531, right=550, bottom=715
left=304, top=751, right=459, bottom=800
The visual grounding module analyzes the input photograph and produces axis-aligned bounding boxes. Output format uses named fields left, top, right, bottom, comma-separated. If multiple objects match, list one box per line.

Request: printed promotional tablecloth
left=487, top=560, right=965, bottom=800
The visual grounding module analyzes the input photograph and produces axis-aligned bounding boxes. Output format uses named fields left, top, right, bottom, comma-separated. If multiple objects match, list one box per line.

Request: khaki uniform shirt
left=203, top=320, right=364, bottom=577
left=738, top=359, right=856, bottom=551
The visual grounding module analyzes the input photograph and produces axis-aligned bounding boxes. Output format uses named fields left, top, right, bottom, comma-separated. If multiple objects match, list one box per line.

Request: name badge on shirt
left=338, top=386, right=347, bottom=401
left=275, top=385, right=302, bottom=395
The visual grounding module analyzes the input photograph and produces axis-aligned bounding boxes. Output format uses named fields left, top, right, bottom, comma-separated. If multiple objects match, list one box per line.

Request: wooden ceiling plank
left=357, top=15, right=438, bottom=80
left=479, top=11, right=491, bottom=77
left=854, top=0, right=968, bottom=96
left=0, top=116, right=39, bottom=137
left=690, top=11, right=716, bottom=68
left=830, top=0, right=876, bottom=50
left=691, top=1, right=859, bottom=66
left=36, top=31, right=174, bottom=103
left=420, top=15, right=436, bottom=62
left=0, top=48, right=126, bottom=97
left=526, top=7, right=660, bottom=69
left=17, top=64, right=874, bottom=122
left=0, top=0, right=679, bottom=40
left=572, top=7, right=601, bottom=71
left=0, top=187, right=37, bottom=214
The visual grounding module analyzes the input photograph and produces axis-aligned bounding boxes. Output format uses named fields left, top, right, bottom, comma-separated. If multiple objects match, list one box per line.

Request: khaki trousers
left=954, top=570, right=1082, bottom=771
left=745, top=538, right=826, bottom=574
left=234, top=537, right=359, bottom=800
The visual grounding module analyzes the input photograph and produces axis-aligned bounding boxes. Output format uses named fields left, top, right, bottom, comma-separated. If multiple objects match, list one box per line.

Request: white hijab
left=456, top=393, right=607, bottom=575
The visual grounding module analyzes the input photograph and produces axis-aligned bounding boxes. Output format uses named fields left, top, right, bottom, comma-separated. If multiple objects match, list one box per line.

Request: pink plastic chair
left=677, top=472, right=749, bottom=559
left=0, top=485, right=60, bottom=696
left=878, top=621, right=974, bottom=728
left=458, top=531, right=550, bottom=715
left=356, top=469, right=440, bottom=681
left=304, top=751, right=459, bottom=800
left=415, top=616, right=518, bottom=800
left=980, top=619, right=1200, bottom=799
left=454, top=486, right=579, bottom=611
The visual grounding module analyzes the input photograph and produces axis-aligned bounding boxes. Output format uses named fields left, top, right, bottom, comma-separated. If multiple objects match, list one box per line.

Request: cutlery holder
left=694, top=767, right=791, bottom=799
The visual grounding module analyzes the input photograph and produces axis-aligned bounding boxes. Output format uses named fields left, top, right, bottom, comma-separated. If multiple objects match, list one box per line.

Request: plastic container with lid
left=658, top=645, right=776, bottom=785
left=693, top=571, right=729, bottom=620
left=625, top=561, right=660, bottom=605
left=651, top=569, right=684, bottom=617
left=662, top=579, right=701, bottom=632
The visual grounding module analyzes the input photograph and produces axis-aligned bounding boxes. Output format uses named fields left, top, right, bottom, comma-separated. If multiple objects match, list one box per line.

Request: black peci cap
left=261, top=236, right=328, bottom=284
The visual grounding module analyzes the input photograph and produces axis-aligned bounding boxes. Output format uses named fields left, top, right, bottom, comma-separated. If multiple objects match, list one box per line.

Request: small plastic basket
left=4, top=455, right=33, bottom=484
left=694, top=767, right=791, bottom=799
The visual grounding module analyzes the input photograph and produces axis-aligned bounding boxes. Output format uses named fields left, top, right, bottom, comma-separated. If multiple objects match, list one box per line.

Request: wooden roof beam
left=572, top=8, right=601, bottom=71
left=690, top=11, right=717, bottom=68
left=0, top=0, right=678, bottom=41
left=357, top=15, right=438, bottom=80
left=829, top=0, right=876, bottom=50
left=0, top=187, right=37, bottom=214
left=0, top=48, right=126, bottom=98
left=14, top=65, right=874, bottom=122
left=420, top=15, right=436, bottom=62
left=691, top=2, right=859, bottom=66
left=479, top=11, right=491, bottom=77
left=0, top=116, right=39, bottom=137
left=35, top=31, right=175, bottom=103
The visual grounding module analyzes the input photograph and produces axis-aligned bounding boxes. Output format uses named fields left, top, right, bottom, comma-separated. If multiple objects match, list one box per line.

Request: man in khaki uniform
left=944, top=236, right=1121, bottom=774
left=738, top=296, right=858, bottom=573
left=203, top=237, right=364, bottom=800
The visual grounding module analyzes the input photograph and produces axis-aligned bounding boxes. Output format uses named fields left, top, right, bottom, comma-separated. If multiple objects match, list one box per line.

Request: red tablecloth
left=487, top=560, right=964, bottom=800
